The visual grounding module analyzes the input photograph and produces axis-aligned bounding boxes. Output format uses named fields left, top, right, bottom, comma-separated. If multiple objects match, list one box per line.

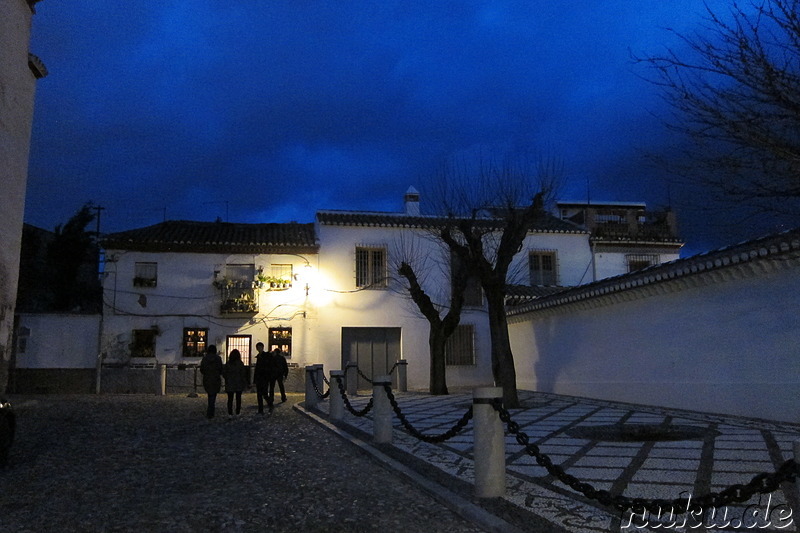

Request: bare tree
left=393, top=234, right=470, bottom=394
left=636, top=0, right=800, bottom=223
left=426, top=155, right=564, bottom=408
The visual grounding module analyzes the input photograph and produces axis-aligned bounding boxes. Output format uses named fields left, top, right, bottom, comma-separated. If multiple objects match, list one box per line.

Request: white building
left=82, top=189, right=680, bottom=392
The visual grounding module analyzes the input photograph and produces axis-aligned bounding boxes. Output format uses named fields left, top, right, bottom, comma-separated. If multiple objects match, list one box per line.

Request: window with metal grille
left=529, top=251, right=557, bottom=286
left=445, top=324, right=475, bottom=366
left=131, top=329, right=156, bottom=358
left=133, top=262, right=157, bottom=287
left=226, top=335, right=252, bottom=365
left=355, top=247, right=387, bottom=288
left=182, top=328, right=208, bottom=357
left=270, top=264, right=293, bottom=284
left=626, top=254, right=659, bottom=272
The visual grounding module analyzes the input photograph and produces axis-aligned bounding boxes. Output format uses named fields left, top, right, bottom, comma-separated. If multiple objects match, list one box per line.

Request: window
left=355, top=247, right=387, bottom=288
left=182, top=328, right=208, bottom=357
left=626, top=254, right=659, bottom=272
left=219, top=264, right=257, bottom=314
left=445, top=325, right=475, bottom=366
left=451, top=252, right=482, bottom=306
left=226, top=335, right=252, bottom=365
left=131, top=329, right=156, bottom=358
left=270, top=264, right=293, bottom=284
left=133, top=262, right=157, bottom=287
left=268, top=327, right=292, bottom=357
left=529, top=251, right=557, bottom=286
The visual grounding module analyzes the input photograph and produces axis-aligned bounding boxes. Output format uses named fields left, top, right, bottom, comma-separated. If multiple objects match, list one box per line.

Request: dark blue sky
left=25, top=1, right=742, bottom=253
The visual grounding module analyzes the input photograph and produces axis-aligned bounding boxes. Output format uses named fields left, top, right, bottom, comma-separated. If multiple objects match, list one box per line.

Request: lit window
left=133, top=262, right=157, bottom=287
left=270, top=264, right=293, bottom=284
left=268, top=327, right=292, bottom=357
left=355, top=247, right=387, bottom=288
left=445, top=325, right=475, bottom=366
left=530, top=251, right=557, bottom=286
left=183, top=328, right=208, bottom=357
left=131, top=329, right=156, bottom=358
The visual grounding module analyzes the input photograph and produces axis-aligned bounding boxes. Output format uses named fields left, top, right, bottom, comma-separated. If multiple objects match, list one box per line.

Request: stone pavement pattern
left=0, top=393, right=486, bottom=533
left=312, top=389, right=800, bottom=532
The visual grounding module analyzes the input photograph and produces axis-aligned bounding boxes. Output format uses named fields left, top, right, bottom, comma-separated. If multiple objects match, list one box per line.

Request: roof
left=557, top=200, right=647, bottom=209
left=316, top=210, right=584, bottom=234
left=102, top=220, right=318, bottom=254
left=508, top=226, right=800, bottom=316
left=505, top=284, right=571, bottom=306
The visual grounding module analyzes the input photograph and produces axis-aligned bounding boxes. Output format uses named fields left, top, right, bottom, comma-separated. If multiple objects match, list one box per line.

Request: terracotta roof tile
left=102, top=220, right=317, bottom=254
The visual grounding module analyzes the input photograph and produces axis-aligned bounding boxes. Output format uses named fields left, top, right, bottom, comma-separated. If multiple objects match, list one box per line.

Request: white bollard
left=346, top=362, right=358, bottom=396
left=329, top=370, right=344, bottom=421
left=373, top=375, right=393, bottom=443
left=159, top=364, right=167, bottom=396
left=473, top=387, right=506, bottom=498
left=304, top=366, right=319, bottom=410
left=395, top=359, right=408, bottom=392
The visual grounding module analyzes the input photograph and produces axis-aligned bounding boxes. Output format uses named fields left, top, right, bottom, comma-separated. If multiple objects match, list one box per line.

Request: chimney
left=404, top=186, right=420, bottom=216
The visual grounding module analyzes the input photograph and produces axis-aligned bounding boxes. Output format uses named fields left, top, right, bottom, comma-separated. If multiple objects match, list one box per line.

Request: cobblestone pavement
left=0, top=393, right=487, bottom=533
left=310, top=389, right=800, bottom=533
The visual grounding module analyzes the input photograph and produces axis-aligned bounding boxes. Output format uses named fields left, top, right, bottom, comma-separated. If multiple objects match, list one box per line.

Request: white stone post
left=304, top=365, right=319, bottom=410
left=395, top=359, right=408, bottom=392
left=159, top=364, right=167, bottom=396
left=346, top=361, right=358, bottom=396
left=329, top=370, right=344, bottom=421
left=372, top=375, right=393, bottom=443
left=473, top=387, right=505, bottom=498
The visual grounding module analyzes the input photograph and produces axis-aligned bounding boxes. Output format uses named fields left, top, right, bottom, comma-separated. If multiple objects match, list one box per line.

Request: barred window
left=626, top=254, right=659, bottom=272
left=133, top=262, right=157, bottom=287
left=355, top=247, right=387, bottom=288
left=131, top=329, right=156, bottom=358
left=270, top=264, right=293, bottom=283
left=445, top=324, right=475, bottom=366
left=529, top=251, right=557, bottom=286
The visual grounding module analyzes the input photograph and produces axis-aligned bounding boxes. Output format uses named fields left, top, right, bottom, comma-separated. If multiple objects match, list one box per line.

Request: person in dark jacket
left=264, top=348, right=285, bottom=411
left=275, top=350, right=289, bottom=403
left=199, top=345, right=223, bottom=419
left=223, top=349, right=248, bottom=416
left=253, top=342, right=270, bottom=414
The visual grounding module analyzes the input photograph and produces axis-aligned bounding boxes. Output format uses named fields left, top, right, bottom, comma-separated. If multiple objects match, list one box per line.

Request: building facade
left=76, top=190, right=679, bottom=392
left=0, top=0, right=46, bottom=393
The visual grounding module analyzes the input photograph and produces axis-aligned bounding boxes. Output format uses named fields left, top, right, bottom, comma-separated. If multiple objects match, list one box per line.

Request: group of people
left=198, top=342, right=289, bottom=418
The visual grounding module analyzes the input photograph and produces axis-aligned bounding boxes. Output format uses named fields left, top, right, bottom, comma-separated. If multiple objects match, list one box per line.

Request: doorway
left=341, top=327, right=401, bottom=390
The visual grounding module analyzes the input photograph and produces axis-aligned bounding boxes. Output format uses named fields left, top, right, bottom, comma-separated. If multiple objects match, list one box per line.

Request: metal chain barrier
left=308, top=371, right=330, bottom=399
left=383, top=383, right=472, bottom=443
left=334, top=375, right=373, bottom=417
left=356, top=367, right=373, bottom=384
left=492, top=401, right=800, bottom=515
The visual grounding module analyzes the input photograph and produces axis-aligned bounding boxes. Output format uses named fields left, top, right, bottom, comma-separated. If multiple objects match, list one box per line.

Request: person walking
left=276, top=349, right=289, bottom=403
left=223, top=349, right=248, bottom=417
left=264, top=348, right=284, bottom=412
left=199, top=345, right=223, bottom=419
left=253, top=342, right=270, bottom=414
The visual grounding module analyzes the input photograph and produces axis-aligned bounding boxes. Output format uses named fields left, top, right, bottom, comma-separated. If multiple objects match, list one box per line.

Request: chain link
left=383, top=383, right=472, bottom=443
left=334, top=375, right=373, bottom=417
left=492, top=401, right=800, bottom=514
left=308, top=371, right=330, bottom=399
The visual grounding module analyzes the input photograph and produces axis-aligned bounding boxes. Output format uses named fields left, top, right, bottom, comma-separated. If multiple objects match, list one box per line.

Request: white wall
left=16, top=313, right=100, bottom=369
left=509, top=261, right=800, bottom=423
left=102, top=251, right=317, bottom=367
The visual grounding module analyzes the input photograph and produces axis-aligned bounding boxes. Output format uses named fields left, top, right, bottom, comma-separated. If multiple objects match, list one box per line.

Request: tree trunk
left=486, top=290, right=519, bottom=408
left=429, top=328, right=449, bottom=395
